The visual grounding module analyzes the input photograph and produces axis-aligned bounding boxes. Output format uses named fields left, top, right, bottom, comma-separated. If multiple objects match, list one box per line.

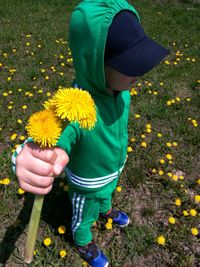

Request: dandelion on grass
left=190, top=209, right=197, bottom=217
left=194, top=195, right=200, bottom=203
left=168, top=216, right=176, bottom=224
left=105, top=221, right=113, bottom=230
left=18, top=188, right=25, bottom=195
left=191, top=228, right=199, bottom=236
left=175, top=198, right=181, bottom=206
left=58, top=225, right=66, bottom=234
left=116, top=186, right=122, bottom=192
left=157, top=235, right=165, bottom=245
left=183, top=210, right=189, bottom=216
left=43, top=237, right=51, bottom=247
left=60, top=250, right=67, bottom=258
left=0, top=178, right=11, bottom=185
left=127, top=146, right=133, bottom=152
left=141, top=141, right=147, bottom=148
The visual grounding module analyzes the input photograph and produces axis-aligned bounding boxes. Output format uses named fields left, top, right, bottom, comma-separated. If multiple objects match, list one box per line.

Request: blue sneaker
left=101, top=208, right=130, bottom=227
left=76, top=242, right=109, bottom=267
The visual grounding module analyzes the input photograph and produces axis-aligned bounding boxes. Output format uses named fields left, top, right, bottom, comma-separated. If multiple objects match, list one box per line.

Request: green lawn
left=0, top=0, right=200, bottom=266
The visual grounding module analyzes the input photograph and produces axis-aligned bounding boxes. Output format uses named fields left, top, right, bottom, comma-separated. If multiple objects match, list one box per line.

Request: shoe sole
left=117, top=218, right=130, bottom=228
left=89, top=262, right=109, bottom=267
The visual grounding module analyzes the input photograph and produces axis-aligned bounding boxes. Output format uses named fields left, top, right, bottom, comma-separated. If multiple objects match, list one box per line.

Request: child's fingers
left=24, top=170, right=54, bottom=188
left=16, top=152, right=54, bottom=177
left=20, top=182, right=53, bottom=195
left=53, top=147, right=69, bottom=176
left=26, top=142, right=57, bottom=164
left=18, top=169, right=54, bottom=194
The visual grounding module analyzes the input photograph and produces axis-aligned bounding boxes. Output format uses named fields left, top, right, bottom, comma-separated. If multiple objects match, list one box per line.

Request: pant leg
left=99, top=194, right=112, bottom=215
left=69, top=191, right=100, bottom=246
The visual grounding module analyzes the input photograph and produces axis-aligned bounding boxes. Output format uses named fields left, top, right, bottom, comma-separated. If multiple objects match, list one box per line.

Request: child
left=12, top=0, right=169, bottom=266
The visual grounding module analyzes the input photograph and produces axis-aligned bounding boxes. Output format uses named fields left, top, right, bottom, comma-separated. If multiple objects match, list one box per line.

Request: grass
left=0, top=0, right=200, bottom=266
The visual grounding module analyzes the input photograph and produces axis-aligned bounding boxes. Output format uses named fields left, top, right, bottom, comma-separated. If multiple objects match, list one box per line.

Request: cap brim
left=105, top=36, right=170, bottom=77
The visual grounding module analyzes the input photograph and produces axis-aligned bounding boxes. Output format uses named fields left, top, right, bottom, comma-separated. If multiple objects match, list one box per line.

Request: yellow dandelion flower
left=141, top=134, right=146, bottom=139
left=116, top=186, right=122, bottom=192
left=168, top=216, right=176, bottom=224
left=22, top=105, right=27, bottom=109
left=60, top=250, right=67, bottom=258
left=146, top=123, right=151, bottom=129
left=159, top=170, right=164, bottom=176
left=183, top=210, right=189, bottom=216
left=157, top=235, right=165, bottom=245
left=105, top=222, right=112, bottom=230
left=135, top=114, right=140, bottom=119
left=18, top=188, right=25, bottom=194
left=166, top=154, right=172, bottom=160
left=190, top=209, right=197, bottom=217
left=10, top=133, right=17, bottom=140
left=82, top=261, right=89, bottom=267
left=63, top=185, right=69, bottom=191
left=59, top=181, right=64, bottom=187
left=179, top=175, right=184, bottom=180
left=127, top=146, right=133, bottom=152
left=45, top=88, right=96, bottom=130
left=197, top=179, right=200, bottom=185
left=146, top=128, right=152, bottom=133
left=19, top=136, right=25, bottom=141
left=141, top=142, right=147, bottom=148
left=194, top=195, right=200, bottom=203
left=108, top=218, right=113, bottom=224
left=172, top=175, right=178, bottom=181
left=17, top=119, right=23, bottom=124
left=152, top=168, right=157, bottom=173
left=131, top=137, right=136, bottom=142
left=0, top=178, right=11, bottom=185
left=58, top=225, right=66, bottom=234
left=43, top=237, right=51, bottom=246
left=191, top=228, right=199, bottom=236
left=26, top=109, right=62, bottom=147
left=159, top=159, right=165, bottom=164
left=175, top=198, right=181, bottom=206
left=166, top=100, right=172, bottom=106
left=157, top=133, right=162, bottom=137
left=166, top=142, right=172, bottom=147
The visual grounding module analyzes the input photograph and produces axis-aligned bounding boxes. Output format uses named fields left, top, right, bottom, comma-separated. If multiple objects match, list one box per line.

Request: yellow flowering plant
left=24, top=87, right=96, bottom=263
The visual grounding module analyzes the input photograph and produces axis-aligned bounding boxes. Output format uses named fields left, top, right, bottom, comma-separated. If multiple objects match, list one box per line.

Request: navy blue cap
left=105, top=11, right=170, bottom=76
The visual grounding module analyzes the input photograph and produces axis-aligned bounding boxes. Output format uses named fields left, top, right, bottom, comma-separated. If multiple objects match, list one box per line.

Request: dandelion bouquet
left=24, top=87, right=96, bottom=263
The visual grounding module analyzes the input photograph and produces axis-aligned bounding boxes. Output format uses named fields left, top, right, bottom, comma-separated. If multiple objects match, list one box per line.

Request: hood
left=69, top=0, right=139, bottom=96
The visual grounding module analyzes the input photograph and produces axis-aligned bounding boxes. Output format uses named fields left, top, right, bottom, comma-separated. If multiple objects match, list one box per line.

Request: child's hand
left=16, top=142, right=69, bottom=195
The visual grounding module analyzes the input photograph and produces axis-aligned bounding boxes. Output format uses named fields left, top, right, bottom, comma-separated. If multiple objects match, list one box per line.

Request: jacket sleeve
left=11, top=138, right=33, bottom=173
left=56, top=122, right=81, bottom=154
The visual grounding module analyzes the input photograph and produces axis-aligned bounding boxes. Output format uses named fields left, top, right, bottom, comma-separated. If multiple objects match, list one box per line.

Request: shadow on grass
left=0, top=181, right=73, bottom=266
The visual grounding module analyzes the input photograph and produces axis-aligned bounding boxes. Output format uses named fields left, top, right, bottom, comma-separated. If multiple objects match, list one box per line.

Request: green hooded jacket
left=56, top=0, right=139, bottom=197
left=11, top=0, right=139, bottom=198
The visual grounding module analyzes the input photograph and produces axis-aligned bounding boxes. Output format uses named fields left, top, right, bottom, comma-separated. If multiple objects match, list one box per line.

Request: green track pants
left=68, top=190, right=112, bottom=246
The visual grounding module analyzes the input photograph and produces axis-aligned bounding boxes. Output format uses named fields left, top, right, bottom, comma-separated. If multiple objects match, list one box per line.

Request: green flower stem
left=24, top=194, right=44, bottom=263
